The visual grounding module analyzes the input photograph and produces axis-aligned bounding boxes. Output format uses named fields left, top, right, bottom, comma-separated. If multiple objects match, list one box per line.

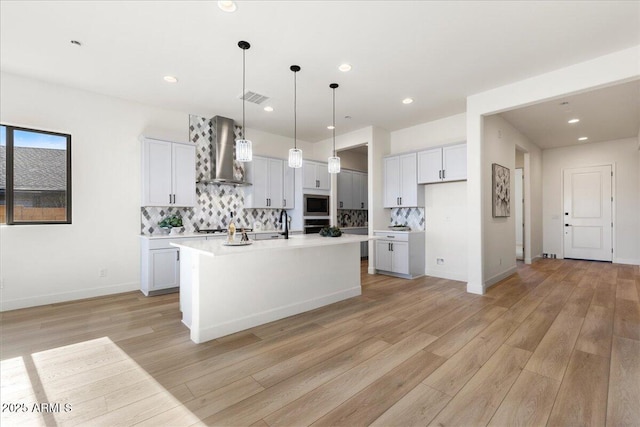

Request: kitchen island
left=171, top=234, right=373, bottom=343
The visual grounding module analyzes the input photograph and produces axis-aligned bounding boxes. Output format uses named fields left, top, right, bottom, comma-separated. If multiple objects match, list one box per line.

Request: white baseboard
left=466, top=281, right=484, bottom=295
left=368, top=266, right=377, bottom=275
left=484, top=266, right=518, bottom=290
left=0, top=282, right=139, bottom=312
left=525, top=255, right=542, bottom=265
left=614, top=258, right=640, bottom=266
left=425, top=269, right=467, bottom=282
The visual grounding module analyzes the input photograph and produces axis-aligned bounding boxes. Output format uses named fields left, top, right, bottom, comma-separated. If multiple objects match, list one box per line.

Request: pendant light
left=288, top=65, right=303, bottom=168
left=235, top=40, right=252, bottom=162
left=328, top=83, right=341, bottom=174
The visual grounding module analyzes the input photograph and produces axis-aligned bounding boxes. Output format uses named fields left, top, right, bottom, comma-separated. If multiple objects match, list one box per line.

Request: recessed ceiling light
left=217, top=1, right=237, bottom=12
left=327, top=125, right=335, bottom=130
left=402, top=98, right=414, bottom=104
left=70, top=40, right=82, bottom=46
left=163, top=75, right=178, bottom=83
left=338, top=64, right=352, bottom=72
left=568, top=118, right=580, bottom=124
left=578, top=137, right=588, bottom=141
left=263, top=106, right=274, bottom=112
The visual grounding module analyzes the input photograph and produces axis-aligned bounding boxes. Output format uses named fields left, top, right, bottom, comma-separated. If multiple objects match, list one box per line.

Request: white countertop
left=374, top=229, right=425, bottom=234
left=141, top=229, right=302, bottom=240
left=171, top=234, right=374, bottom=257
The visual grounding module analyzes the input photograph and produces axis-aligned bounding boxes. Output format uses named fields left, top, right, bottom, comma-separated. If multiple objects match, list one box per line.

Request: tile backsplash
left=337, top=209, right=368, bottom=227
left=141, top=114, right=285, bottom=235
left=390, top=207, right=425, bottom=231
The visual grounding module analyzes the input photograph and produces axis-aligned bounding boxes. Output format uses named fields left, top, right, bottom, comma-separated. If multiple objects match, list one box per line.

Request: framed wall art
left=492, top=163, right=510, bottom=217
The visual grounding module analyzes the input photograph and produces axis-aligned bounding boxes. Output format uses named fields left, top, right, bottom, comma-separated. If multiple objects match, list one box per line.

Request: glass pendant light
left=288, top=65, right=303, bottom=168
left=235, top=40, right=252, bottom=162
left=328, top=83, right=341, bottom=174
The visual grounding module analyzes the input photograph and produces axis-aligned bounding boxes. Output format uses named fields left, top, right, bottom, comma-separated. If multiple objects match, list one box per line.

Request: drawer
left=373, top=231, right=409, bottom=242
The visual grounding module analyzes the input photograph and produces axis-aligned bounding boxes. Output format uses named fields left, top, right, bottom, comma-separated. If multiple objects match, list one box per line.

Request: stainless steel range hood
left=199, top=115, right=250, bottom=186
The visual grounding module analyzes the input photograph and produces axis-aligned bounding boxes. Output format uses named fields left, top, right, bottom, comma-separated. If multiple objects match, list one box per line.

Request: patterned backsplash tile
left=337, top=209, right=368, bottom=227
left=390, top=207, right=425, bottom=231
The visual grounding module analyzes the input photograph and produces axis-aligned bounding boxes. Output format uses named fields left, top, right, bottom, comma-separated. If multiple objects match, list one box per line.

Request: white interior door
left=563, top=165, right=612, bottom=261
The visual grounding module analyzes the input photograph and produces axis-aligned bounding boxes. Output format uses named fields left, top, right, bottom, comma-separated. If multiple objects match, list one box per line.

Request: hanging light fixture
left=235, top=40, right=252, bottom=162
left=328, top=83, right=341, bottom=174
left=288, top=65, right=303, bottom=168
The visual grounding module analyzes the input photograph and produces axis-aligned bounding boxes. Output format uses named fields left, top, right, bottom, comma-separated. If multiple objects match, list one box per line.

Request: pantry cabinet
left=418, top=143, right=466, bottom=184
left=141, top=137, right=196, bottom=207
left=383, top=153, right=423, bottom=208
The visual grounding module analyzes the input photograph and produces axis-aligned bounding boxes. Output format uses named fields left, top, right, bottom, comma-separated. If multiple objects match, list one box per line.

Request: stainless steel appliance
left=303, top=194, right=330, bottom=216
left=304, top=218, right=330, bottom=234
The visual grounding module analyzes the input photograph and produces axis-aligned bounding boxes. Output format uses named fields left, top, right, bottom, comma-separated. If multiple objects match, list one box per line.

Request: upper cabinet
left=418, top=143, right=467, bottom=184
left=303, top=160, right=330, bottom=190
left=141, top=137, right=196, bottom=207
left=337, top=170, right=367, bottom=210
left=383, top=153, right=423, bottom=208
left=245, top=156, right=294, bottom=209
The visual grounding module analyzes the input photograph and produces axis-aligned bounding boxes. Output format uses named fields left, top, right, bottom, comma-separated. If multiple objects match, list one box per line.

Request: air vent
left=240, top=90, right=269, bottom=105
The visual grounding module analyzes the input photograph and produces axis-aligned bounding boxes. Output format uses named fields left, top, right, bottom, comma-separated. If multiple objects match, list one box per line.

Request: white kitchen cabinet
left=352, top=172, right=368, bottom=210
left=245, top=156, right=289, bottom=209
left=337, top=170, right=353, bottom=209
left=283, top=164, right=295, bottom=209
left=303, top=160, right=330, bottom=190
left=418, top=143, right=467, bottom=184
left=374, top=231, right=425, bottom=279
left=383, top=153, right=423, bottom=208
left=141, top=137, right=196, bottom=207
left=140, top=236, right=206, bottom=296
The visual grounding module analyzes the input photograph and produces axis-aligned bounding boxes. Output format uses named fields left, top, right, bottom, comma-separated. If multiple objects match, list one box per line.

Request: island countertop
left=171, top=234, right=374, bottom=257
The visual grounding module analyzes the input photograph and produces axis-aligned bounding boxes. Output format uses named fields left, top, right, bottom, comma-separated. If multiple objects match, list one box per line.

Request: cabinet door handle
left=169, top=194, right=172, bottom=204
left=340, top=201, right=343, bottom=208
left=399, top=197, right=402, bottom=205
left=388, top=243, right=391, bottom=251
left=443, top=170, right=446, bottom=179
left=390, top=243, right=393, bottom=251
left=361, top=202, right=364, bottom=208
left=283, top=199, right=286, bottom=207
left=176, top=250, right=180, bottom=261
left=439, top=170, right=442, bottom=179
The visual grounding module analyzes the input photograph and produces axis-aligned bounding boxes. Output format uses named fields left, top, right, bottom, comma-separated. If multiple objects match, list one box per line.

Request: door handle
left=565, top=224, right=571, bottom=227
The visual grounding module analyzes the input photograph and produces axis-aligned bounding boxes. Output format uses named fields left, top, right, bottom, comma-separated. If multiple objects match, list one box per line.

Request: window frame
left=2, top=124, right=72, bottom=225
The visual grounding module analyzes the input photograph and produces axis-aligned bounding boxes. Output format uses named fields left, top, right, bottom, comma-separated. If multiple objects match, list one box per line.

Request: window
left=0, top=125, right=72, bottom=224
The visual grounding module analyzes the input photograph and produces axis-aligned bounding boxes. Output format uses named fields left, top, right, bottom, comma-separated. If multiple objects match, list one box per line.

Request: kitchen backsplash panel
left=390, top=207, right=425, bottom=231
left=338, top=209, right=368, bottom=227
left=141, top=115, right=285, bottom=235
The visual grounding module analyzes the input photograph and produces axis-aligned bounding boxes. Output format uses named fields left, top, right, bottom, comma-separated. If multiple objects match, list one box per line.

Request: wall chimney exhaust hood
left=198, top=116, right=251, bottom=186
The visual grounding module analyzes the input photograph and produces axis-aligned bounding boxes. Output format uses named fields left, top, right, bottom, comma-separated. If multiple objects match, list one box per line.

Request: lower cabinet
left=140, top=236, right=206, bottom=296
left=374, top=231, right=425, bottom=279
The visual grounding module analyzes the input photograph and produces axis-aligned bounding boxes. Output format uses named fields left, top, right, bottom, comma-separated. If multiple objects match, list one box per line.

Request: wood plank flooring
left=1, top=259, right=639, bottom=426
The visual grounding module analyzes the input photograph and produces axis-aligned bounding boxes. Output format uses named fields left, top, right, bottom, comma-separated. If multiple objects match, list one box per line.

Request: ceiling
left=1, top=1, right=639, bottom=142
left=501, top=79, right=640, bottom=149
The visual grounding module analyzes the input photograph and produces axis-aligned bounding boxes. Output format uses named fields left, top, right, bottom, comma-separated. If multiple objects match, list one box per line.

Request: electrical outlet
left=99, top=269, right=108, bottom=278
left=436, top=258, right=444, bottom=265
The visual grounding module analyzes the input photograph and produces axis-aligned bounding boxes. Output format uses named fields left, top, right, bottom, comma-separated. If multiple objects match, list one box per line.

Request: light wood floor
left=1, top=259, right=639, bottom=426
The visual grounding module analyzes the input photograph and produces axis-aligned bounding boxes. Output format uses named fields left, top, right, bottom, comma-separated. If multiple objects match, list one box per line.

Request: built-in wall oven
left=303, top=194, right=330, bottom=217
left=304, top=218, right=330, bottom=234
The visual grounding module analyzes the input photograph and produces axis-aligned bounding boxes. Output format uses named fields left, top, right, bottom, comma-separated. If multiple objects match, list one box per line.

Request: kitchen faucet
left=279, top=209, right=289, bottom=239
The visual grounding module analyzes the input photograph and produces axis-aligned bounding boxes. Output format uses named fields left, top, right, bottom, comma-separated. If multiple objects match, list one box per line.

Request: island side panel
left=191, top=242, right=361, bottom=343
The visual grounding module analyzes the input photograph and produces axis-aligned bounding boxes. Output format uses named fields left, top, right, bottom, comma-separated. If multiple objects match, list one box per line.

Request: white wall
left=467, top=45, right=640, bottom=294
left=336, top=149, right=367, bottom=172
left=390, top=113, right=468, bottom=281
left=482, top=115, right=543, bottom=286
left=247, top=127, right=313, bottom=160
left=0, top=72, right=188, bottom=310
left=391, top=113, right=466, bottom=153
left=543, top=137, right=640, bottom=265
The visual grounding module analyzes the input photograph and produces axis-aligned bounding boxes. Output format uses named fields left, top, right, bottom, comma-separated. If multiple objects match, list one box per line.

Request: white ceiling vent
left=240, top=90, right=269, bottom=105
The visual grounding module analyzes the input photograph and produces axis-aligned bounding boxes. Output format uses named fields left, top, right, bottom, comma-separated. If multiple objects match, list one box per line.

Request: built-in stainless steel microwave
left=303, top=194, right=330, bottom=216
